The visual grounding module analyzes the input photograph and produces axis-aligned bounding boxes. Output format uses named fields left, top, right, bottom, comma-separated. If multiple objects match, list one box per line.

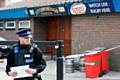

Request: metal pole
left=56, top=40, right=64, bottom=80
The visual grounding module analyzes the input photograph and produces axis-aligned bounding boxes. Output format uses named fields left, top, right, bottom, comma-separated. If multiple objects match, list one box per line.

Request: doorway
left=46, top=16, right=71, bottom=56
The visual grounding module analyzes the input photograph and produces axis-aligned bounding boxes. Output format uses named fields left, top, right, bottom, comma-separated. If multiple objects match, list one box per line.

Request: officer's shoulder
left=11, top=43, right=19, bottom=49
left=31, top=43, right=38, bottom=48
left=9, top=44, right=19, bottom=52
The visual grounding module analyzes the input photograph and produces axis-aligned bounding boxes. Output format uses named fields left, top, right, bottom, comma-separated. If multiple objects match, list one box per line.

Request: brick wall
left=0, top=29, right=17, bottom=40
left=72, top=13, right=120, bottom=54
left=0, top=19, right=32, bottom=40
left=0, top=17, right=47, bottom=41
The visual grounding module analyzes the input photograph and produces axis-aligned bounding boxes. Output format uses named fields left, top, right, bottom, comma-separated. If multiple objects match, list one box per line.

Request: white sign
left=70, top=3, right=86, bottom=15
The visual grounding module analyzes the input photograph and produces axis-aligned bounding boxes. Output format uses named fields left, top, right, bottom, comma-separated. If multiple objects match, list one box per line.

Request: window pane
left=7, top=23, right=14, bottom=27
left=0, top=22, right=4, bottom=28
left=19, top=20, right=30, bottom=28
left=29, top=9, right=35, bottom=15
left=20, top=22, right=29, bottom=26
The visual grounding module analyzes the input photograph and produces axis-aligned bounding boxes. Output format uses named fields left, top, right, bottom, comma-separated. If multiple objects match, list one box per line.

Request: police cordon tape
left=105, top=45, right=120, bottom=52
left=56, top=44, right=120, bottom=61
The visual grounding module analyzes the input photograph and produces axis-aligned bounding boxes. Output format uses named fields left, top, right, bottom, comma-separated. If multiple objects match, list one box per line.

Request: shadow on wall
left=109, top=47, right=120, bottom=72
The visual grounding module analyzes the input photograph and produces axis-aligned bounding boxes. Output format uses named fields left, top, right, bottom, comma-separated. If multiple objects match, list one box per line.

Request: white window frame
left=5, top=21, right=16, bottom=29
left=19, top=20, right=31, bottom=28
left=0, top=21, right=4, bottom=29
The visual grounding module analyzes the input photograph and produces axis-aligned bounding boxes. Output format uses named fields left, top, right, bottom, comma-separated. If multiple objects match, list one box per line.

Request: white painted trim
left=5, top=21, right=16, bottom=29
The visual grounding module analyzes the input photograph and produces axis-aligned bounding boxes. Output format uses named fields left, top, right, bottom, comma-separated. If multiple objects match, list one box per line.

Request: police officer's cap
left=16, top=28, right=32, bottom=38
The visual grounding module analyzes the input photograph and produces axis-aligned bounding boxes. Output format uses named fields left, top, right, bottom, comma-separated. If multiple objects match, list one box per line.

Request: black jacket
left=6, top=42, right=46, bottom=78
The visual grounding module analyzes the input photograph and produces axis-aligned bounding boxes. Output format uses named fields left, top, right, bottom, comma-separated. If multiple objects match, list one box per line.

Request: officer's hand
left=8, top=71, right=17, bottom=77
left=26, top=68, right=37, bottom=74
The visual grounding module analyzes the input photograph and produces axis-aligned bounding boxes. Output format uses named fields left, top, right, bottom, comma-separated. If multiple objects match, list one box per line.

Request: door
left=47, top=16, right=71, bottom=56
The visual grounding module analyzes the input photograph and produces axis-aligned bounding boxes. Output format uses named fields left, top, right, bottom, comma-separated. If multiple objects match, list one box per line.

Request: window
left=19, top=20, right=31, bottom=28
left=58, top=7, right=65, bottom=12
left=0, top=22, right=4, bottom=29
left=28, top=8, right=35, bottom=16
left=5, top=21, right=16, bottom=29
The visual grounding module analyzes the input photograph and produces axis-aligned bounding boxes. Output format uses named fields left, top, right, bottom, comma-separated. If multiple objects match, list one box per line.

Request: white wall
left=5, top=0, right=23, bottom=6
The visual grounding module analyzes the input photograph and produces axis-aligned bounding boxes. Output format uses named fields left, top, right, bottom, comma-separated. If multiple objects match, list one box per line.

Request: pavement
left=1, top=59, right=120, bottom=80
left=41, top=60, right=120, bottom=80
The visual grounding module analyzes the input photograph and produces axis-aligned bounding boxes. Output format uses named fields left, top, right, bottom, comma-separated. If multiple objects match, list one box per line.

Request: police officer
left=6, top=28, right=46, bottom=80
